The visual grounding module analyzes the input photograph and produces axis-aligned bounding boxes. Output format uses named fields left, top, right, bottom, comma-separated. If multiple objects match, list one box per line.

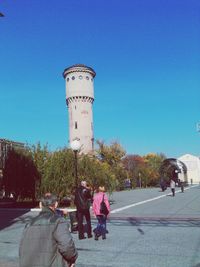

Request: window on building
left=75, top=121, right=77, bottom=129
left=72, top=76, right=75, bottom=80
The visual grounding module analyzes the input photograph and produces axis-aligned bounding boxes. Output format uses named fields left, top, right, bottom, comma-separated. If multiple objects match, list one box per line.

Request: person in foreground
left=92, top=186, right=110, bottom=240
left=19, top=193, right=78, bottom=267
left=74, top=180, right=93, bottom=240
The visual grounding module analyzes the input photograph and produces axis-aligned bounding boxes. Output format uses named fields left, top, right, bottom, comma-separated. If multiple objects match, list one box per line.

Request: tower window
left=75, top=121, right=77, bottom=129
left=67, top=78, right=69, bottom=82
left=72, top=76, right=75, bottom=80
left=86, top=76, right=89, bottom=80
left=79, top=75, right=83, bottom=80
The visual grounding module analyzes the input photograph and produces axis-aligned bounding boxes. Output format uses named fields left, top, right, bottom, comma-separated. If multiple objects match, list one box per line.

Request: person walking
left=180, top=181, right=184, bottom=193
left=19, top=193, right=78, bottom=267
left=74, top=181, right=93, bottom=240
left=92, top=186, right=110, bottom=240
left=170, top=179, right=176, bottom=197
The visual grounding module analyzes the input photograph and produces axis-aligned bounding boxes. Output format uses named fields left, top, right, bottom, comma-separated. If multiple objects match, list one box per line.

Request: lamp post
left=70, top=140, right=81, bottom=188
left=139, top=172, right=141, bottom=188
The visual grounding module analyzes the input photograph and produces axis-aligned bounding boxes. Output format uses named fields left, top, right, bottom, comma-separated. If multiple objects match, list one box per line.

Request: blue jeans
left=95, top=215, right=107, bottom=236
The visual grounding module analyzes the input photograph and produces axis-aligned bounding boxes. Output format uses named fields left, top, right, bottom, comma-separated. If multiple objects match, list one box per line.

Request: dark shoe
left=94, top=234, right=99, bottom=241
left=79, top=236, right=86, bottom=240
left=102, top=235, right=106, bottom=240
left=88, top=234, right=93, bottom=239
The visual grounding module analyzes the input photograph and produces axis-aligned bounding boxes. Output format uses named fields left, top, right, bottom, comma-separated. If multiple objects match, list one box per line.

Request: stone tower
left=63, top=64, right=96, bottom=154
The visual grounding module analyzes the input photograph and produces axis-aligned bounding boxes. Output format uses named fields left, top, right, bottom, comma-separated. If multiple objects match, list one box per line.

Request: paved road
left=1, top=185, right=200, bottom=267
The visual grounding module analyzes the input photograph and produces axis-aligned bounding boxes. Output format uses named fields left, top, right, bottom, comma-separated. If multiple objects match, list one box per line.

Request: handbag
left=100, top=194, right=109, bottom=216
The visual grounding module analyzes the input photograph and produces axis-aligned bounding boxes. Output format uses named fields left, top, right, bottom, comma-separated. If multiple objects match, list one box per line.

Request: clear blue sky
left=0, top=0, right=200, bottom=158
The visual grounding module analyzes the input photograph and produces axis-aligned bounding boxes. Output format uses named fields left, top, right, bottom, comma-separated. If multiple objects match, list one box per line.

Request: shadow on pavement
left=0, top=209, right=32, bottom=231
left=108, top=216, right=200, bottom=229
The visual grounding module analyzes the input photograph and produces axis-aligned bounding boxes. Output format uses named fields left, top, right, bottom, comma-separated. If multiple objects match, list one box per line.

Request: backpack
left=100, top=194, right=109, bottom=216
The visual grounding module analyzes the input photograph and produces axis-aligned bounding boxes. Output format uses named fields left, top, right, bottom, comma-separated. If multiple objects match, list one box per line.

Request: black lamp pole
left=70, top=139, right=81, bottom=189
left=74, top=150, right=78, bottom=188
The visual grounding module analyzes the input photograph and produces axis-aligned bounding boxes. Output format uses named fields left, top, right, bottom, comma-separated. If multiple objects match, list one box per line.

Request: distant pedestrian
left=74, top=181, right=93, bottom=239
left=180, top=182, right=184, bottom=193
left=170, top=179, right=176, bottom=196
left=160, top=179, right=167, bottom=192
left=178, top=180, right=184, bottom=193
left=19, top=193, right=78, bottom=267
left=92, top=186, right=110, bottom=240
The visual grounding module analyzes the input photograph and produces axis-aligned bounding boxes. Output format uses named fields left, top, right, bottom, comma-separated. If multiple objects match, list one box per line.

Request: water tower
left=63, top=64, right=96, bottom=154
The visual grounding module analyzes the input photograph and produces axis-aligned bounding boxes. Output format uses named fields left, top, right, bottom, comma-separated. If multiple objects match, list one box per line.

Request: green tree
left=40, top=148, right=74, bottom=198
left=31, top=143, right=50, bottom=198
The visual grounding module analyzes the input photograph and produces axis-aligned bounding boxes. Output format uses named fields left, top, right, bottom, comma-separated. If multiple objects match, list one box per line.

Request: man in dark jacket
left=74, top=181, right=93, bottom=240
left=19, top=193, right=78, bottom=267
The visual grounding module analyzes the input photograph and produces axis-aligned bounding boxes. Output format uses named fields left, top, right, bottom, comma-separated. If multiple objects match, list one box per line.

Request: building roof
left=0, top=138, right=24, bottom=148
left=63, top=64, right=96, bottom=78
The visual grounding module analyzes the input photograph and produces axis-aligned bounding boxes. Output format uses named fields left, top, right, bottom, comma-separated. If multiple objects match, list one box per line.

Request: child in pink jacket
left=92, top=186, right=110, bottom=240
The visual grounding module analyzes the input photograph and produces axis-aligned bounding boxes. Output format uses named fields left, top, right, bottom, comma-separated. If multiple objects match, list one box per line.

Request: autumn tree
left=78, top=154, right=116, bottom=195
left=122, top=154, right=146, bottom=187
left=143, top=153, right=166, bottom=186
left=96, top=140, right=126, bottom=190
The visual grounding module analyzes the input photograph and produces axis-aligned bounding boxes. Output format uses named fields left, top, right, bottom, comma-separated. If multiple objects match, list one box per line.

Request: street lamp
left=70, top=139, right=81, bottom=188
left=138, top=172, right=141, bottom=188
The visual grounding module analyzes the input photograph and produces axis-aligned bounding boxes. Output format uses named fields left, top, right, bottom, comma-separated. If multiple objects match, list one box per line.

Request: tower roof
left=63, top=64, right=96, bottom=78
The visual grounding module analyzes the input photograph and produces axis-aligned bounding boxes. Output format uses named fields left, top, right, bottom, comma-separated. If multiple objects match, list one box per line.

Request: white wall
left=178, top=154, right=200, bottom=184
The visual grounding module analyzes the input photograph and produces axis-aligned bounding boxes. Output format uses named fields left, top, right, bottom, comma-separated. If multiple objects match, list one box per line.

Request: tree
left=96, top=140, right=126, bottom=190
left=78, top=154, right=116, bottom=195
left=39, top=148, right=74, bottom=198
left=31, top=143, right=50, bottom=198
left=122, top=154, right=146, bottom=187
left=96, top=140, right=126, bottom=165
left=3, top=148, right=40, bottom=201
left=143, top=153, right=166, bottom=186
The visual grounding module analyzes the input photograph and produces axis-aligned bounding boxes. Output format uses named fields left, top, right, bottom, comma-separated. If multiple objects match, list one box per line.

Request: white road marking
left=111, top=185, right=198, bottom=214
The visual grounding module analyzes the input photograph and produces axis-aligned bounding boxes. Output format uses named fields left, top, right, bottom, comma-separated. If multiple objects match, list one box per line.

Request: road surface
left=0, top=185, right=200, bottom=267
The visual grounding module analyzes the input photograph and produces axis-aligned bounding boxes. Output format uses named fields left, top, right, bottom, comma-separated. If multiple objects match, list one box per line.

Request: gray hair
left=40, top=193, right=58, bottom=207
left=81, top=181, right=87, bottom=187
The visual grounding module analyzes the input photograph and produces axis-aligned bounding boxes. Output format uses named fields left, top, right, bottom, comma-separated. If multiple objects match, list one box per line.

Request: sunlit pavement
left=1, top=185, right=200, bottom=267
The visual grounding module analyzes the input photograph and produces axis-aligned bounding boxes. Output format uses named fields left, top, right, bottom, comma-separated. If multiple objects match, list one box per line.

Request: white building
left=63, top=64, right=96, bottom=154
left=178, top=154, right=200, bottom=184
